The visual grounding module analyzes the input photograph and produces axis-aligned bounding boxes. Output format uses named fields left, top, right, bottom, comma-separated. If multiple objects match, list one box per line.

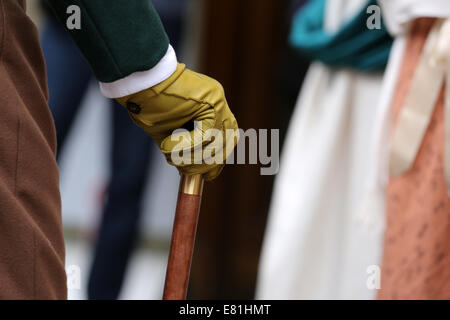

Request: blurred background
left=27, top=0, right=309, bottom=299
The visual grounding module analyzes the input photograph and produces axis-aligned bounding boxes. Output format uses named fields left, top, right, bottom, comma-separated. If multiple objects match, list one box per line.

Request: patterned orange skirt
left=378, top=18, right=450, bottom=299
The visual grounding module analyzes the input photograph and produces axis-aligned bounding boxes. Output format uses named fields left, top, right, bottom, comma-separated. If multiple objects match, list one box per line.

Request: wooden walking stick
left=163, top=173, right=204, bottom=300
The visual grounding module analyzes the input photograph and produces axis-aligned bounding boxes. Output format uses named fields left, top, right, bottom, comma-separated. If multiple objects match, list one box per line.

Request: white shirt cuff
left=99, top=44, right=177, bottom=98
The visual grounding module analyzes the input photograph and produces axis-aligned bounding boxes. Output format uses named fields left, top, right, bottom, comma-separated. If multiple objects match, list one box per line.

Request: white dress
left=257, top=0, right=450, bottom=300
left=257, top=0, right=392, bottom=299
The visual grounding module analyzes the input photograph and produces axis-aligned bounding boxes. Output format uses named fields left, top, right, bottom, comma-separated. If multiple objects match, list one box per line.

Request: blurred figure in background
left=257, top=0, right=393, bottom=299
left=375, top=1, right=450, bottom=300
left=276, top=0, right=310, bottom=149
left=40, top=0, right=187, bottom=299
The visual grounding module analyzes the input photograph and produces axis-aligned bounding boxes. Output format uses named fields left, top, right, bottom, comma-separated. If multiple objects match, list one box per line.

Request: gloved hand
left=116, top=63, right=239, bottom=181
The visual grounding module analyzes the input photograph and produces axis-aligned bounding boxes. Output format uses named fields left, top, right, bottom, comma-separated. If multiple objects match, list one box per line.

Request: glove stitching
left=159, top=91, right=218, bottom=127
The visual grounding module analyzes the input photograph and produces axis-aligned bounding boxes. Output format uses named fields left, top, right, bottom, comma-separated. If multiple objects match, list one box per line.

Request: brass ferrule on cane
left=181, top=174, right=204, bottom=196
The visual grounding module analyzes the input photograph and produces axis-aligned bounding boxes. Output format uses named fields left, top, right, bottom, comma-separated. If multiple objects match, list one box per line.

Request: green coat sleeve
left=46, top=0, right=170, bottom=82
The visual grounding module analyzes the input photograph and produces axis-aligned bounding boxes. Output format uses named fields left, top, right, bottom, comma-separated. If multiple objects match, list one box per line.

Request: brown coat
left=0, top=0, right=66, bottom=299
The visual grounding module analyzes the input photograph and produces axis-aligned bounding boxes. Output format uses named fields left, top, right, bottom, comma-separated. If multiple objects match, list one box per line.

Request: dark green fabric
left=47, top=0, right=169, bottom=82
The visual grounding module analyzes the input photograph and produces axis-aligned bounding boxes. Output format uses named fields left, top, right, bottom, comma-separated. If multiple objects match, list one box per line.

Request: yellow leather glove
left=116, top=63, right=239, bottom=181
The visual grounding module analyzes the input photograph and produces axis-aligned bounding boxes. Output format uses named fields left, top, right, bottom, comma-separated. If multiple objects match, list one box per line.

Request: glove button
left=126, top=102, right=141, bottom=114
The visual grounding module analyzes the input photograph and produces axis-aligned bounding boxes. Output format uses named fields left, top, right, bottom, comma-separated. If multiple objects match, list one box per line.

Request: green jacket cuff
left=47, top=0, right=170, bottom=82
